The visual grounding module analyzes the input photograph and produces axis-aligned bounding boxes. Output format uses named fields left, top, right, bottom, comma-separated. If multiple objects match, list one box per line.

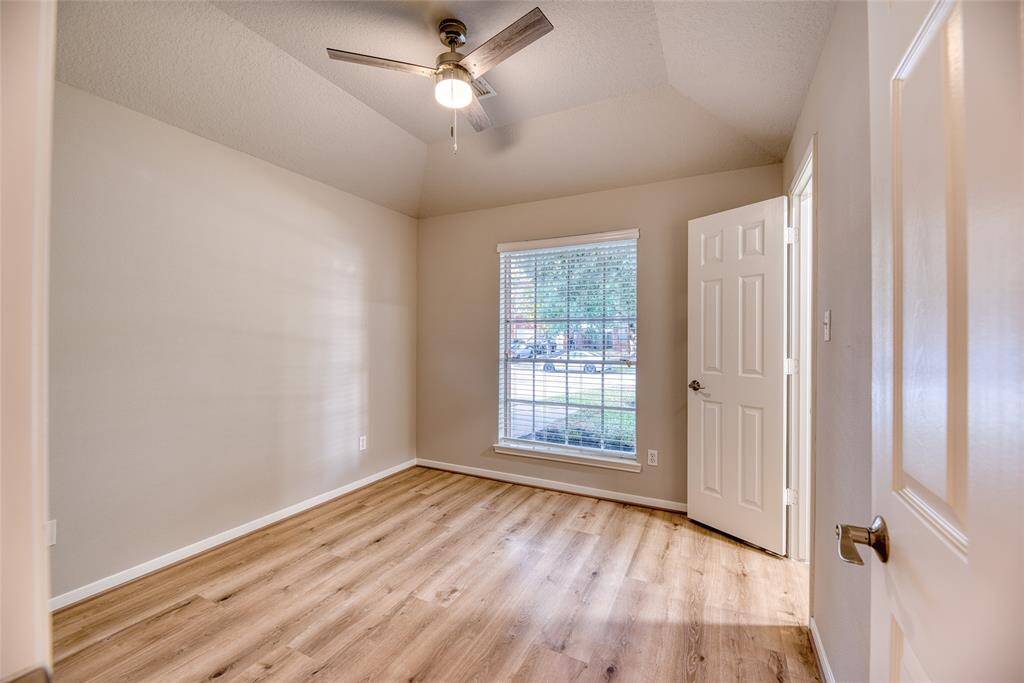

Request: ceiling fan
left=326, top=7, right=554, bottom=134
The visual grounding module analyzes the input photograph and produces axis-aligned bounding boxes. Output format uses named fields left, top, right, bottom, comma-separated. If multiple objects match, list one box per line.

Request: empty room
left=2, top=1, right=1021, bottom=682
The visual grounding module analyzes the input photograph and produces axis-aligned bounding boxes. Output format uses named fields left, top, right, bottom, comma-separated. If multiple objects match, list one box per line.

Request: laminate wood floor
left=53, top=466, right=819, bottom=682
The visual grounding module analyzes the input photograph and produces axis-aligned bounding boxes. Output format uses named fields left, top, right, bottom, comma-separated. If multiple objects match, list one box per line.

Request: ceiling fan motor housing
left=435, top=51, right=466, bottom=69
left=438, top=18, right=467, bottom=49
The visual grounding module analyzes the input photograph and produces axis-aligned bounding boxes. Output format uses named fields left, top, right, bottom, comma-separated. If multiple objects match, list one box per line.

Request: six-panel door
left=687, top=197, right=787, bottom=555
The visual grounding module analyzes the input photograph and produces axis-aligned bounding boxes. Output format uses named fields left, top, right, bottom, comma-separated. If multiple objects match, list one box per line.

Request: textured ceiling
left=55, top=1, right=835, bottom=217
left=216, top=1, right=670, bottom=143
left=419, top=85, right=774, bottom=217
left=655, top=1, right=836, bottom=158
left=55, top=1, right=426, bottom=215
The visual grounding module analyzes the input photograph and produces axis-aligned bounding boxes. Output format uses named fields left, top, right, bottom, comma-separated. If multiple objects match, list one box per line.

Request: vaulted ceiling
left=56, top=1, right=835, bottom=218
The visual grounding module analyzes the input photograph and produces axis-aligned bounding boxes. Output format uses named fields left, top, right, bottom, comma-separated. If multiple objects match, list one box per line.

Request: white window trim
left=497, top=228, right=639, bottom=465
left=496, top=228, right=639, bottom=253
left=493, top=440, right=642, bottom=472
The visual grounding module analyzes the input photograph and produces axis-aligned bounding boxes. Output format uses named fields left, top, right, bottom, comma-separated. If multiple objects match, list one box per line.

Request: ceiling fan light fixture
left=434, top=66, right=472, bottom=109
left=326, top=7, right=553, bottom=130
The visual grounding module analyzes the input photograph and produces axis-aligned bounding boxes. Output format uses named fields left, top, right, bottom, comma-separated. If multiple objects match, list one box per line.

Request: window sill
left=492, top=441, right=641, bottom=472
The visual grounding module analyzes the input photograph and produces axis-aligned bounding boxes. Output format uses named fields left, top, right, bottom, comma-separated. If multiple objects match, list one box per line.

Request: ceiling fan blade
left=326, top=48, right=436, bottom=78
left=460, top=7, right=553, bottom=80
left=471, top=76, right=497, bottom=100
left=462, top=95, right=492, bottom=132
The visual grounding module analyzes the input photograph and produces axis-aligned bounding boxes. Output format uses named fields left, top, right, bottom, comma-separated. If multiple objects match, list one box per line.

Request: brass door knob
left=688, top=379, right=704, bottom=392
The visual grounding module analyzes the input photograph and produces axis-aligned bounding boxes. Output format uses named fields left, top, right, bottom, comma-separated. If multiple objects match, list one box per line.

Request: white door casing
left=0, top=0, right=57, bottom=677
left=687, top=197, right=787, bottom=555
left=868, top=1, right=1022, bottom=681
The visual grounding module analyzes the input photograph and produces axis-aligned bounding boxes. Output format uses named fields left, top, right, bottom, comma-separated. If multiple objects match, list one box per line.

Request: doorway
left=684, top=153, right=817, bottom=565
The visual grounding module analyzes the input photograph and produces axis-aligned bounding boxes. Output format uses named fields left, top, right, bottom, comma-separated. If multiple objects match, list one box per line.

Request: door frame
left=786, top=136, right=818, bottom=573
left=0, top=1, right=57, bottom=679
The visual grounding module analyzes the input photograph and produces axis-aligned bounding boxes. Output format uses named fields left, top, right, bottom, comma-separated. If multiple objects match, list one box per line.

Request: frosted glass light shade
left=434, top=69, right=472, bottom=109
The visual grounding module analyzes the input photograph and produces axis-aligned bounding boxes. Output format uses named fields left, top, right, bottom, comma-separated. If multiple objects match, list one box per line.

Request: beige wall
left=782, top=3, right=871, bottom=681
left=49, top=83, right=417, bottom=597
left=417, top=164, right=781, bottom=505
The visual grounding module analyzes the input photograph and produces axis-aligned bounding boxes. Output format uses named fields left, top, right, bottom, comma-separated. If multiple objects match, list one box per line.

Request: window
left=498, top=230, right=638, bottom=461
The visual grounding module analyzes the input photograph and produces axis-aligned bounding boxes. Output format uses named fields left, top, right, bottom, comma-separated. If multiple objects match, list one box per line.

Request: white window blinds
left=498, top=231, right=638, bottom=458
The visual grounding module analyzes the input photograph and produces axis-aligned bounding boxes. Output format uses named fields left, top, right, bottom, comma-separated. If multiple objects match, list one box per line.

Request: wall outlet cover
left=647, top=449, right=658, bottom=466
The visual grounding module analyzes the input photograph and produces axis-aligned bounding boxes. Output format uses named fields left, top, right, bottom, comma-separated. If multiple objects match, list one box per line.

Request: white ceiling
left=55, top=1, right=835, bottom=218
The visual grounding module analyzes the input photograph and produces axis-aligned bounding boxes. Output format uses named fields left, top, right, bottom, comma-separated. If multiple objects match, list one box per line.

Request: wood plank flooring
left=53, top=466, right=819, bottom=682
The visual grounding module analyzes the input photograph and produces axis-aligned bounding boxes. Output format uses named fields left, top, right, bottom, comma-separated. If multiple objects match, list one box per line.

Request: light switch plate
left=359, top=435, right=367, bottom=451
left=823, top=309, right=832, bottom=342
left=46, top=519, right=57, bottom=546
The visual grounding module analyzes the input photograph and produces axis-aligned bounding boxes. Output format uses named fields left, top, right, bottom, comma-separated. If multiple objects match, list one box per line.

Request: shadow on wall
left=671, top=216, right=688, bottom=487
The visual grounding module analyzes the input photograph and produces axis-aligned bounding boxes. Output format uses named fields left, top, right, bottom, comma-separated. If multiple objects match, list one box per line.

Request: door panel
left=892, top=0, right=969, bottom=548
left=700, top=400, right=723, bottom=496
left=687, top=197, right=786, bottom=554
left=701, top=279, right=722, bottom=372
left=738, top=274, right=764, bottom=376
left=868, top=1, right=1022, bottom=680
left=738, top=405, right=763, bottom=510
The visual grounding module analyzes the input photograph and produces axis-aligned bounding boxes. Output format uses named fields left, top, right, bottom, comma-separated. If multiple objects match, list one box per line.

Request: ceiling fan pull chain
left=451, top=106, right=458, bottom=155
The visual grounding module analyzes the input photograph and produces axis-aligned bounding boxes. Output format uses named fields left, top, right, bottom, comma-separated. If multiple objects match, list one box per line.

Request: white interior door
left=686, top=197, right=787, bottom=555
left=868, top=1, right=1022, bottom=680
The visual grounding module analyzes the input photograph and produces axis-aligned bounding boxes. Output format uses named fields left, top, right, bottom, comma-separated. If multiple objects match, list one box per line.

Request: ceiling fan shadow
left=476, top=123, right=518, bottom=152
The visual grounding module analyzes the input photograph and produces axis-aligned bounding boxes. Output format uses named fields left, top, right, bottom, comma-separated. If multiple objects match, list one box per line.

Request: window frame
left=494, top=229, right=640, bottom=471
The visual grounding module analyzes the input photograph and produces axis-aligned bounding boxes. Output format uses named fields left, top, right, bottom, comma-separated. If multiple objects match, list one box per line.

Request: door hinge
left=784, top=488, right=799, bottom=506
left=784, top=227, right=798, bottom=244
left=784, top=358, right=797, bottom=375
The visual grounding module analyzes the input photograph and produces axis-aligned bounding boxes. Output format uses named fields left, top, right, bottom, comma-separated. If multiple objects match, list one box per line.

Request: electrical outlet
left=46, top=519, right=57, bottom=546
left=359, top=435, right=367, bottom=451
left=647, top=449, right=658, bottom=466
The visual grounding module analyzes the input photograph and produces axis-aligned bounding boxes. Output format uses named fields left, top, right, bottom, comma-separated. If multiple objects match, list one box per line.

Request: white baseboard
left=49, top=458, right=417, bottom=611
left=50, top=456, right=684, bottom=611
left=415, top=458, right=686, bottom=512
left=809, top=616, right=837, bottom=683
